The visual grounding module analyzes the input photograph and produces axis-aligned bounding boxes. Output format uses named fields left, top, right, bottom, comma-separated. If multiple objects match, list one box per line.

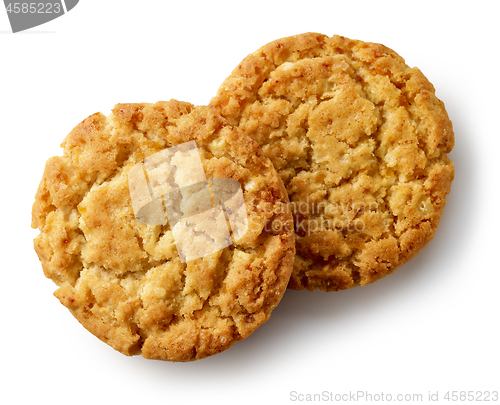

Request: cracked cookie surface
left=210, top=33, right=454, bottom=291
left=32, top=101, right=295, bottom=361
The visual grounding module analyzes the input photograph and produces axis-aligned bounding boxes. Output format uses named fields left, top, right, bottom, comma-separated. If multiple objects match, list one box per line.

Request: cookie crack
left=342, top=56, right=400, bottom=239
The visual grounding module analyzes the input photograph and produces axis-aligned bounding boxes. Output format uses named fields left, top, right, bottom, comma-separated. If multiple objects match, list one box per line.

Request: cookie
left=210, top=33, right=454, bottom=291
left=31, top=101, right=295, bottom=361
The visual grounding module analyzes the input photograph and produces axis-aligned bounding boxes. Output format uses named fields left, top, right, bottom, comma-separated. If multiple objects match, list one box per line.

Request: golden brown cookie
left=32, top=101, right=295, bottom=361
left=210, top=33, right=454, bottom=291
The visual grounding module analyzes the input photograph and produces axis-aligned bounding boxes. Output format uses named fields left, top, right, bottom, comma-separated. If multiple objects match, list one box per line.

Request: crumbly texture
left=32, top=101, right=295, bottom=361
left=210, top=33, right=454, bottom=291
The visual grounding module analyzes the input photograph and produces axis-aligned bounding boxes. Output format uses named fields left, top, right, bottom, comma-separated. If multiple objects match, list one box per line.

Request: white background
left=1, top=1, right=499, bottom=404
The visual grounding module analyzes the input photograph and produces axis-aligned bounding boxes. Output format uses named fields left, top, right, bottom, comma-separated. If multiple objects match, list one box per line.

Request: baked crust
left=210, top=33, right=454, bottom=291
left=32, top=101, right=295, bottom=361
